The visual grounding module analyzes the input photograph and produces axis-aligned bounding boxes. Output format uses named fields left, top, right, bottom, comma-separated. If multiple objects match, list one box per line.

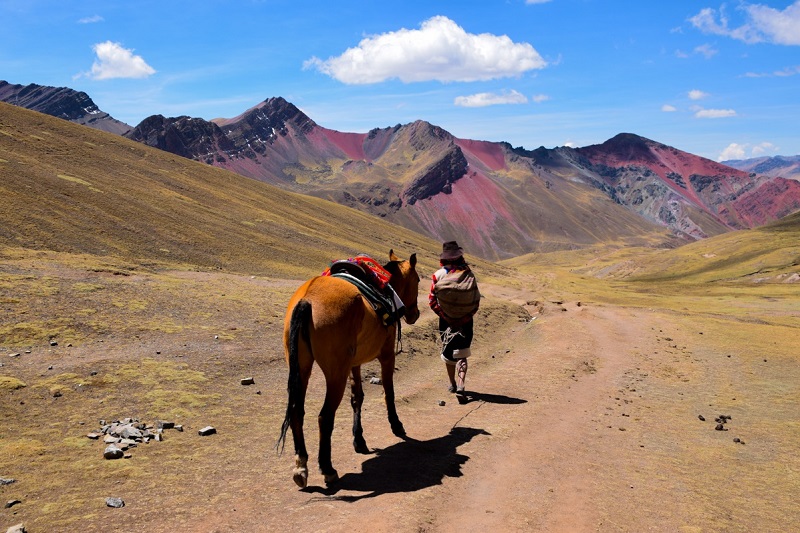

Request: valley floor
left=1, top=264, right=798, bottom=532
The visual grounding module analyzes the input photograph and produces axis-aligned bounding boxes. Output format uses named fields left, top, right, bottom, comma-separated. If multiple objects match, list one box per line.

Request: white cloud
left=752, top=142, right=778, bottom=155
left=78, top=15, right=104, bottom=24
left=304, top=16, right=547, bottom=84
left=661, top=104, right=677, bottom=112
left=688, top=89, right=709, bottom=100
left=690, top=2, right=800, bottom=45
left=744, top=64, right=800, bottom=77
left=775, top=65, right=800, bottom=76
left=695, top=108, right=737, bottom=118
left=85, top=41, right=156, bottom=80
left=455, top=90, right=528, bottom=107
left=532, top=94, right=550, bottom=103
left=694, top=43, right=718, bottom=58
left=718, top=141, right=779, bottom=160
left=718, top=143, right=747, bottom=161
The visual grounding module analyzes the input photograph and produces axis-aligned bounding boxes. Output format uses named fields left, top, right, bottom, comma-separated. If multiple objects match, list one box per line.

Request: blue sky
left=1, top=1, right=799, bottom=161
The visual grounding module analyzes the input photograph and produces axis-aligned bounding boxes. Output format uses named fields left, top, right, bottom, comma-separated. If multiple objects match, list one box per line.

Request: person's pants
left=439, top=317, right=473, bottom=365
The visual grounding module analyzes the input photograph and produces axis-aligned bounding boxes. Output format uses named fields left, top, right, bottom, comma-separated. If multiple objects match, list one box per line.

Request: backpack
left=434, top=268, right=480, bottom=319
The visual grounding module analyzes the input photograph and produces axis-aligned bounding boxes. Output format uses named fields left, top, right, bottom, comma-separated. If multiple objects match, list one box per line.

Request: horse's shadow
left=304, top=426, right=490, bottom=501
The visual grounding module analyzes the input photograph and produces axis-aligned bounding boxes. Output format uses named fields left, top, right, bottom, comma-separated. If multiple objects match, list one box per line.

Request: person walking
left=429, top=241, right=480, bottom=400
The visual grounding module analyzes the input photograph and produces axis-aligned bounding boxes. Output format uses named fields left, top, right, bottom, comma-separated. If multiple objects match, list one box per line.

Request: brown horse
left=277, top=250, right=420, bottom=488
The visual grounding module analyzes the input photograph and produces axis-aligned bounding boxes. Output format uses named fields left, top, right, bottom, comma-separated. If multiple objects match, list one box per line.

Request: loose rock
left=698, top=415, right=705, bottom=421
left=241, top=377, right=255, bottom=386
left=369, top=376, right=381, bottom=385
left=5, top=499, right=21, bottom=509
left=5, top=523, right=25, bottom=533
left=0, top=478, right=15, bottom=486
left=105, top=497, right=125, bottom=508
left=104, top=445, right=124, bottom=460
left=198, top=426, right=217, bottom=436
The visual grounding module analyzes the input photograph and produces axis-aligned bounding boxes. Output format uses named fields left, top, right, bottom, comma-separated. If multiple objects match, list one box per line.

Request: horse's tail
left=277, top=299, right=312, bottom=455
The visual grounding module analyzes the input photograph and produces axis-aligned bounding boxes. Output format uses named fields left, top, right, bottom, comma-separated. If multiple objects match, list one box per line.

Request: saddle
left=323, top=256, right=404, bottom=326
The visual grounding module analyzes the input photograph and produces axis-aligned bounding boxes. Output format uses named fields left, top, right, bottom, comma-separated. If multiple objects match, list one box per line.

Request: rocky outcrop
left=126, top=115, right=235, bottom=163
left=402, top=145, right=468, bottom=204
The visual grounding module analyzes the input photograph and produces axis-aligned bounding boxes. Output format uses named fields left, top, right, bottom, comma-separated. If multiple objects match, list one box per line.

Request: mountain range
left=723, top=154, right=800, bottom=180
left=3, top=80, right=799, bottom=260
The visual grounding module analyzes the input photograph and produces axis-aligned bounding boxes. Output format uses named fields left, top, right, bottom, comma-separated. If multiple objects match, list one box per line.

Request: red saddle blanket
left=321, top=255, right=391, bottom=290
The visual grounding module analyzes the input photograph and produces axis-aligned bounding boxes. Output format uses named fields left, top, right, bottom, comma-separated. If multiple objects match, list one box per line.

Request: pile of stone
left=87, top=418, right=182, bottom=460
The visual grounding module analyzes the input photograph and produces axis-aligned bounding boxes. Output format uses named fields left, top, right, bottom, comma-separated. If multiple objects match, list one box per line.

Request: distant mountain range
left=723, top=155, right=800, bottom=180
left=3, top=79, right=800, bottom=260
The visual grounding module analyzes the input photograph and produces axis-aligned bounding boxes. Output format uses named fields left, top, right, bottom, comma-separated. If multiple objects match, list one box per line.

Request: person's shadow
left=459, top=391, right=527, bottom=405
left=305, top=426, right=490, bottom=501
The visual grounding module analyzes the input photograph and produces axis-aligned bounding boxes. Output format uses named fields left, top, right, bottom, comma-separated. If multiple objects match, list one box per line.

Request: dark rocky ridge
left=0, top=81, right=132, bottom=135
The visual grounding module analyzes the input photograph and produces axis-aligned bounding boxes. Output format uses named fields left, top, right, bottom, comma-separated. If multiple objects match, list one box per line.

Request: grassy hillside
left=0, top=102, right=469, bottom=278
left=504, top=211, right=799, bottom=330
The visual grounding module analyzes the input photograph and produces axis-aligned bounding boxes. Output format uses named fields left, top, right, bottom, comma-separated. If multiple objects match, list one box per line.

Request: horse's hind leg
left=291, top=355, right=313, bottom=488
left=379, top=349, right=406, bottom=437
left=318, top=371, right=348, bottom=486
left=350, top=366, right=369, bottom=453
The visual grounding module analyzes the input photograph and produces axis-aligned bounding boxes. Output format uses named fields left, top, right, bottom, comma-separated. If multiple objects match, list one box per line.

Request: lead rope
left=439, top=326, right=463, bottom=350
left=395, top=319, right=403, bottom=354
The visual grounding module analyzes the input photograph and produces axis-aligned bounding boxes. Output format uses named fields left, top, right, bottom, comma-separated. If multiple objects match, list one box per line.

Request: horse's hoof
left=323, top=470, right=340, bottom=487
left=292, top=467, right=308, bottom=488
left=354, top=438, right=369, bottom=454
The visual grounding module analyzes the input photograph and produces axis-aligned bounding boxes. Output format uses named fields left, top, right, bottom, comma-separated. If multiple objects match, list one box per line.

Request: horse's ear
left=389, top=249, right=399, bottom=262
left=409, top=253, right=417, bottom=267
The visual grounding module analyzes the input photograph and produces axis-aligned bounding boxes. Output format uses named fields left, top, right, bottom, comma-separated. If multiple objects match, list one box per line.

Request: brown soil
left=2, top=267, right=798, bottom=533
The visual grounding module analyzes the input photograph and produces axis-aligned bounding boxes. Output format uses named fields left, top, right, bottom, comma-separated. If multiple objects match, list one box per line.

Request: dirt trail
left=194, top=287, right=678, bottom=533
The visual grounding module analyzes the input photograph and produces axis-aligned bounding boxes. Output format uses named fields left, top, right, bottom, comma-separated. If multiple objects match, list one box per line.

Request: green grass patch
left=0, top=375, right=27, bottom=390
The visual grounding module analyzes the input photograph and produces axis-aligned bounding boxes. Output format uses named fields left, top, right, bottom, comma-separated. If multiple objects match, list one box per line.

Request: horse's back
left=283, top=275, right=391, bottom=369
left=285, top=275, right=364, bottom=324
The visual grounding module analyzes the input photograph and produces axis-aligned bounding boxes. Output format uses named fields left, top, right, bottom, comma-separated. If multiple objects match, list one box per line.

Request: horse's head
left=386, top=249, right=420, bottom=325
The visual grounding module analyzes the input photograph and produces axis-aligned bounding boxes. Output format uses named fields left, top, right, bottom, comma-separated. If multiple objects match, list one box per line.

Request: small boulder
left=240, top=377, right=255, bottom=386
left=120, top=426, right=143, bottom=440
left=198, top=426, right=217, bottom=436
left=105, top=497, right=125, bottom=508
left=103, top=445, right=124, bottom=460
